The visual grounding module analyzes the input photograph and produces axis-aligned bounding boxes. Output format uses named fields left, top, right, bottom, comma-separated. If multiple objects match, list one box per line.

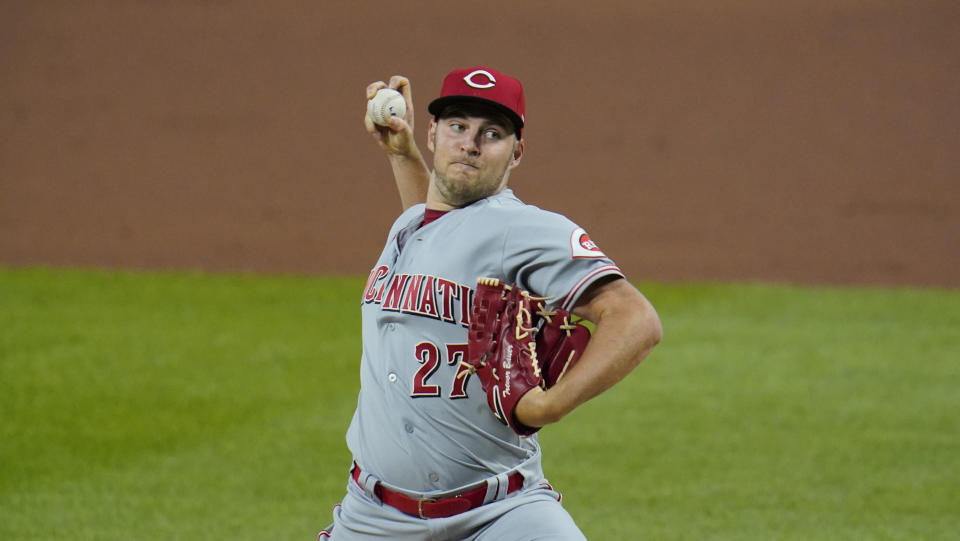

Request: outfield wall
left=2, top=1, right=958, bottom=287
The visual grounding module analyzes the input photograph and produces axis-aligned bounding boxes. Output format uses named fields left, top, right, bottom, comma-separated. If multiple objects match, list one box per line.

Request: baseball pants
left=319, top=476, right=587, bottom=540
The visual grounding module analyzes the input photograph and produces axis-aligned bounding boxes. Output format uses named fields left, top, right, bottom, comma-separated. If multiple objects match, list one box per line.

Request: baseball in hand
left=367, top=88, right=407, bottom=127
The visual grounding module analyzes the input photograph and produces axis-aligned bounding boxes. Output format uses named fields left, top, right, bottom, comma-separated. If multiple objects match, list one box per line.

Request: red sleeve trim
left=559, top=265, right=624, bottom=312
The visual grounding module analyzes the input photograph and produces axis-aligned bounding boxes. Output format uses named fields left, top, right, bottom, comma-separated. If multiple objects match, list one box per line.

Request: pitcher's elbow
left=633, top=312, right=662, bottom=362
left=649, top=313, right=663, bottom=346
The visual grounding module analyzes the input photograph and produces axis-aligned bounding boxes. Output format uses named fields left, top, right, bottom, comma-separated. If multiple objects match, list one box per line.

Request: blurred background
left=2, top=0, right=958, bottom=287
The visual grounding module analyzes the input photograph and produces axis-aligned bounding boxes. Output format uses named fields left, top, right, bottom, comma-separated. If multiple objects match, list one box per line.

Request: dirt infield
left=2, top=2, right=958, bottom=287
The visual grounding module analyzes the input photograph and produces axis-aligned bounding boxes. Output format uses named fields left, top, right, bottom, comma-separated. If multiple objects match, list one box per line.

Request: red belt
left=351, top=464, right=524, bottom=519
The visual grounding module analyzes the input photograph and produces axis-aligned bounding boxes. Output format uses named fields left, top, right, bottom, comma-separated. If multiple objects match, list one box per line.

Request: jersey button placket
left=385, top=323, right=399, bottom=384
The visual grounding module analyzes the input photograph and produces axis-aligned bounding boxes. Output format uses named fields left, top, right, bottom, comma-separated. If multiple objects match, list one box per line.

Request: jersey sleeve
left=501, top=210, right=624, bottom=312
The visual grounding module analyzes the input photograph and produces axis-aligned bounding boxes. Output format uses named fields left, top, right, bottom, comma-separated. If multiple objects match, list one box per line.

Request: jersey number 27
left=411, top=342, right=472, bottom=399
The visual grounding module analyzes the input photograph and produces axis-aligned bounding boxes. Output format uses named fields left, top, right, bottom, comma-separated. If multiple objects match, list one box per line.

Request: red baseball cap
left=428, top=66, right=525, bottom=136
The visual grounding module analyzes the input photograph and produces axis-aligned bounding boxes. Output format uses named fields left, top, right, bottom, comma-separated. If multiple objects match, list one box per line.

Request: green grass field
left=2, top=267, right=957, bottom=540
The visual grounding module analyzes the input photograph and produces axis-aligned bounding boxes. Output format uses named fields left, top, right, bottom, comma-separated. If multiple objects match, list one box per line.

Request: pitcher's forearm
left=389, top=150, right=430, bottom=210
left=514, top=280, right=662, bottom=428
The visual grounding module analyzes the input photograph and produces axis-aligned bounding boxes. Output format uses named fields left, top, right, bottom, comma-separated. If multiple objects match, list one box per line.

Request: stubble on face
left=432, top=136, right=515, bottom=207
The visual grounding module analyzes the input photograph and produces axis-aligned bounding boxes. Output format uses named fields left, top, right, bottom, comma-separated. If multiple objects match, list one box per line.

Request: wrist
left=387, top=144, right=424, bottom=162
left=515, top=387, right=561, bottom=428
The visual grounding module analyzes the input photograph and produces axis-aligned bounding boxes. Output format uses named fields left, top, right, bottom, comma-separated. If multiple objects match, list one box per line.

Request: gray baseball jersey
left=346, top=188, right=623, bottom=494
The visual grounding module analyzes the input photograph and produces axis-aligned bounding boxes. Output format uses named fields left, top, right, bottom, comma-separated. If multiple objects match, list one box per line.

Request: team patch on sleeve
left=570, top=227, right=606, bottom=258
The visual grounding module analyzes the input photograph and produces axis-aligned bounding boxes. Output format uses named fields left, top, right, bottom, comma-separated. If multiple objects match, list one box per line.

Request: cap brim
left=428, top=96, right=524, bottom=136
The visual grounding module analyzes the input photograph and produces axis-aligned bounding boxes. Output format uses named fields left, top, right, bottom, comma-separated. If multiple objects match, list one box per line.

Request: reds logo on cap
left=463, top=69, right=497, bottom=89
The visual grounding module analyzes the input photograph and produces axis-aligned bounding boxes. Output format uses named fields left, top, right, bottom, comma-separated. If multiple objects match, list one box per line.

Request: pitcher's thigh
left=471, top=497, right=587, bottom=541
left=320, top=482, right=428, bottom=541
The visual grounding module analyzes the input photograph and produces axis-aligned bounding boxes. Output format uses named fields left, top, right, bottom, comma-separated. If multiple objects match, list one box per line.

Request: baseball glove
left=462, top=277, right=591, bottom=435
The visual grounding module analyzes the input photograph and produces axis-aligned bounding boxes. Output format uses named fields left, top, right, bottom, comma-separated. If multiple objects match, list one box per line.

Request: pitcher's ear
left=510, top=139, right=525, bottom=168
left=427, top=118, right=438, bottom=152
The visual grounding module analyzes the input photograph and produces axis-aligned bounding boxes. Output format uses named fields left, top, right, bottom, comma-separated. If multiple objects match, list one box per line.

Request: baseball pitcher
left=319, top=66, right=662, bottom=540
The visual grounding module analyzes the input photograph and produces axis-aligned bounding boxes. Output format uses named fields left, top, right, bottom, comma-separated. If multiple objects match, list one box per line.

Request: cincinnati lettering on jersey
left=362, top=265, right=474, bottom=327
